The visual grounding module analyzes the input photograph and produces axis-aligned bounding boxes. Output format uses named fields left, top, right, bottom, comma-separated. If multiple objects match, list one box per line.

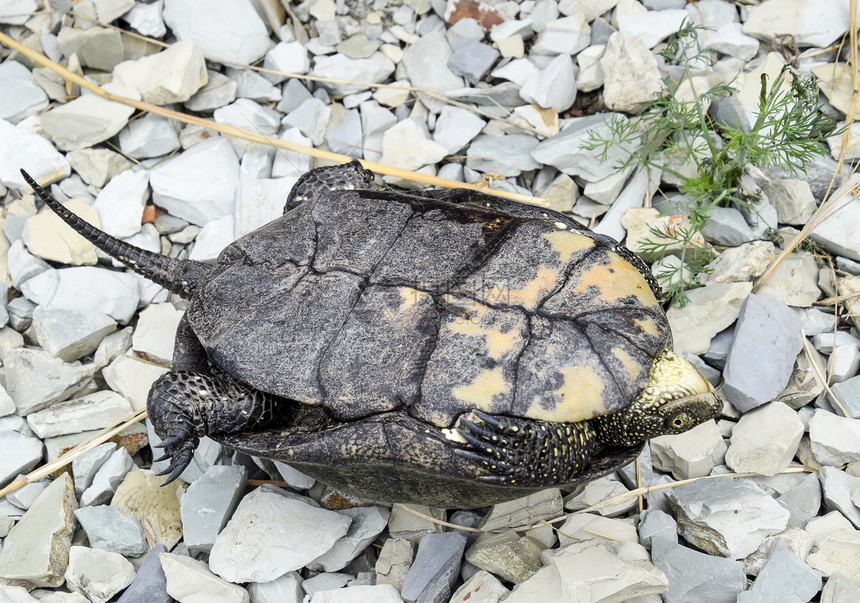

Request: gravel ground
left=1, top=0, right=860, bottom=601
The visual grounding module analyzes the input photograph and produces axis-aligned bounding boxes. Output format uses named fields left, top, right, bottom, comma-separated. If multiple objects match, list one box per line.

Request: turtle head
left=596, top=350, right=720, bottom=446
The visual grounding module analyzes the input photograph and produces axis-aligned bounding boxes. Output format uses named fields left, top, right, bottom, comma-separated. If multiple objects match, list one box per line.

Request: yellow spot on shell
left=443, top=298, right=522, bottom=360
left=398, top=286, right=423, bottom=313
left=543, top=230, right=594, bottom=263
left=572, top=253, right=658, bottom=307
left=452, top=367, right=507, bottom=410
left=612, top=347, right=643, bottom=383
left=499, top=266, right=559, bottom=310
left=528, top=365, right=606, bottom=422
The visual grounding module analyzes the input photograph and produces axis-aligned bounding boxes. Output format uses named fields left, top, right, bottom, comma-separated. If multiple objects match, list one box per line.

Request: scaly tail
left=21, top=169, right=210, bottom=298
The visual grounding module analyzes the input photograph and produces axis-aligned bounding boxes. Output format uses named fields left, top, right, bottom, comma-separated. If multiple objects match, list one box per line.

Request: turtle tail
left=21, top=169, right=210, bottom=299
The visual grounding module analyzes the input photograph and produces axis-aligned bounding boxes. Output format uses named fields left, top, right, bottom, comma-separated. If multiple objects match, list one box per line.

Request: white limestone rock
left=187, top=215, right=235, bottom=262
left=263, top=41, right=310, bottom=83
left=122, top=0, right=166, bottom=37
left=114, top=40, right=206, bottom=105
left=724, top=402, right=804, bottom=476
left=504, top=540, right=668, bottom=602
left=235, top=176, right=297, bottom=236
left=22, top=199, right=100, bottom=266
left=809, top=409, right=860, bottom=466
left=432, top=106, right=486, bottom=154
left=651, top=420, right=726, bottom=480
left=0, top=119, right=70, bottom=192
left=601, top=32, right=664, bottom=112
left=208, top=488, right=352, bottom=583
left=22, top=266, right=141, bottom=324
left=32, top=306, right=116, bottom=362
left=102, top=354, right=169, bottom=411
left=92, top=168, right=149, bottom=238
left=39, top=83, right=138, bottom=152
left=150, top=137, right=240, bottom=226
left=666, top=282, right=752, bottom=355
left=617, top=9, right=687, bottom=48
left=66, top=148, right=133, bottom=188
left=0, top=430, right=43, bottom=487
left=131, top=303, right=183, bottom=365
left=381, top=119, right=449, bottom=172
left=400, top=31, right=463, bottom=112
left=743, top=0, right=856, bottom=48
left=118, top=114, right=181, bottom=160
left=64, top=546, right=135, bottom=603
left=162, top=0, right=269, bottom=66
left=80, top=446, right=134, bottom=506
left=309, top=506, right=390, bottom=572
left=531, top=13, right=590, bottom=55
left=809, top=175, right=860, bottom=262
left=806, top=529, right=860, bottom=584
left=161, top=552, right=250, bottom=603
left=311, top=52, right=397, bottom=97
left=26, top=391, right=133, bottom=439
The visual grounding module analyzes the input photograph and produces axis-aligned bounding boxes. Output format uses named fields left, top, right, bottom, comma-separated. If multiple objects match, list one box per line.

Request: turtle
left=21, top=162, right=719, bottom=508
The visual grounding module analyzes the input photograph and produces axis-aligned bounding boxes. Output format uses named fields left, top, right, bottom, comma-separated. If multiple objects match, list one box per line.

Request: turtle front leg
left=148, top=370, right=285, bottom=484
left=453, top=411, right=599, bottom=486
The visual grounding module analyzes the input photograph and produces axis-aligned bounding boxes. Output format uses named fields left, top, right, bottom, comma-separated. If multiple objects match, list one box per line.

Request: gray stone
left=401, top=31, right=464, bottom=112
left=763, top=178, right=817, bottom=225
left=23, top=266, right=141, bottom=324
left=777, top=473, right=823, bottom=529
left=401, top=531, right=467, bottom=603
left=744, top=0, right=852, bottom=47
left=102, top=354, right=168, bottom=411
left=209, top=488, right=351, bottom=583
left=756, top=254, right=821, bottom=307
left=479, top=489, right=563, bottom=531
left=32, top=307, right=116, bottom=362
left=722, top=294, right=805, bottom=412
left=432, top=106, right=485, bottom=154
left=465, top=134, right=540, bottom=177
left=66, top=149, right=132, bottom=189
left=819, top=466, right=860, bottom=528
left=184, top=71, right=238, bottom=112
left=80, top=446, right=134, bottom=506
left=5, top=348, right=95, bottom=416
left=556, top=513, right=638, bottom=546
left=310, top=506, right=390, bottom=572
left=532, top=13, right=590, bottom=54
left=701, top=206, right=757, bottom=246
left=380, top=119, right=448, bottom=172
left=446, top=17, right=485, bottom=48
left=565, top=474, right=638, bottom=517
left=0, top=474, right=77, bottom=589
left=116, top=544, right=170, bottom=603
left=326, top=108, right=363, bottom=158
left=830, top=375, right=860, bottom=419
left=180, top=465, right=247, bottom=555
left=0, top=119, right=70, bottom=192
left=0, top=61, right=49, bottom=124
left=247, top=570, right=303, bottom=603
left=0, top=430, right=43, bottom=487
left=162, top=0, right=267, bottom=65
left=214, top=98, right=281, bottom=152
left=533, top=113, right=637, bottom=181
left=311, top=52, right=396, bottom=97
left=119, top=114, right=181, bottom=159
left=519, top=53, right=576, bottom=112
left=650, top=536, right=746, bottom=603
left=39, top=82, right=137, bottom=152
left=447, top=40, right=499, bottom=85
left=131, top=302, right=183, bottom=365
left=739, top=537, right=822, bottom=601
left=809, top=175, right=860, bottom=262
left=71, top=442, right=116, bottom=496
left=234, top=69, right=280, bottom=102
left=639, top=509, right=678, bottom=548
left=281, top=98, right=331, bottom=146
left=667, top=478, right=791, bottom=559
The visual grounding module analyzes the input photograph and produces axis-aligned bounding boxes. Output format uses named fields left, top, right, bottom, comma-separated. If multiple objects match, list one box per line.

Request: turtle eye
left=667, top=413, right=689, bottom=431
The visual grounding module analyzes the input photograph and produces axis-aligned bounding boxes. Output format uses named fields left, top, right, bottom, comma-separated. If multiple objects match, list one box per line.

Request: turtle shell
left=186, top=187, right=670, bottom=428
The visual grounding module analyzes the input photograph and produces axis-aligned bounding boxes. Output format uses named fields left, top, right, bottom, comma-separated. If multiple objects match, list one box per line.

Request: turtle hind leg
left=453, top=410, right=599, bottom=487
left=147, top=370, right=286, bottom=484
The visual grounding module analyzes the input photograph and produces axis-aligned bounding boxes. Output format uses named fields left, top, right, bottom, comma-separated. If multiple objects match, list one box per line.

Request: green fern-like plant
left=583, top=21, right=840, bottom=306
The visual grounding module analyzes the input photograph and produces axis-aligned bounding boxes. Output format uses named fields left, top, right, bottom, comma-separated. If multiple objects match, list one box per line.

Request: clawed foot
left=453, top=410, right=595, bottom=487
left=152, top=423, right=199, bottom=485
left=453, top=410, right=525, bottom=485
